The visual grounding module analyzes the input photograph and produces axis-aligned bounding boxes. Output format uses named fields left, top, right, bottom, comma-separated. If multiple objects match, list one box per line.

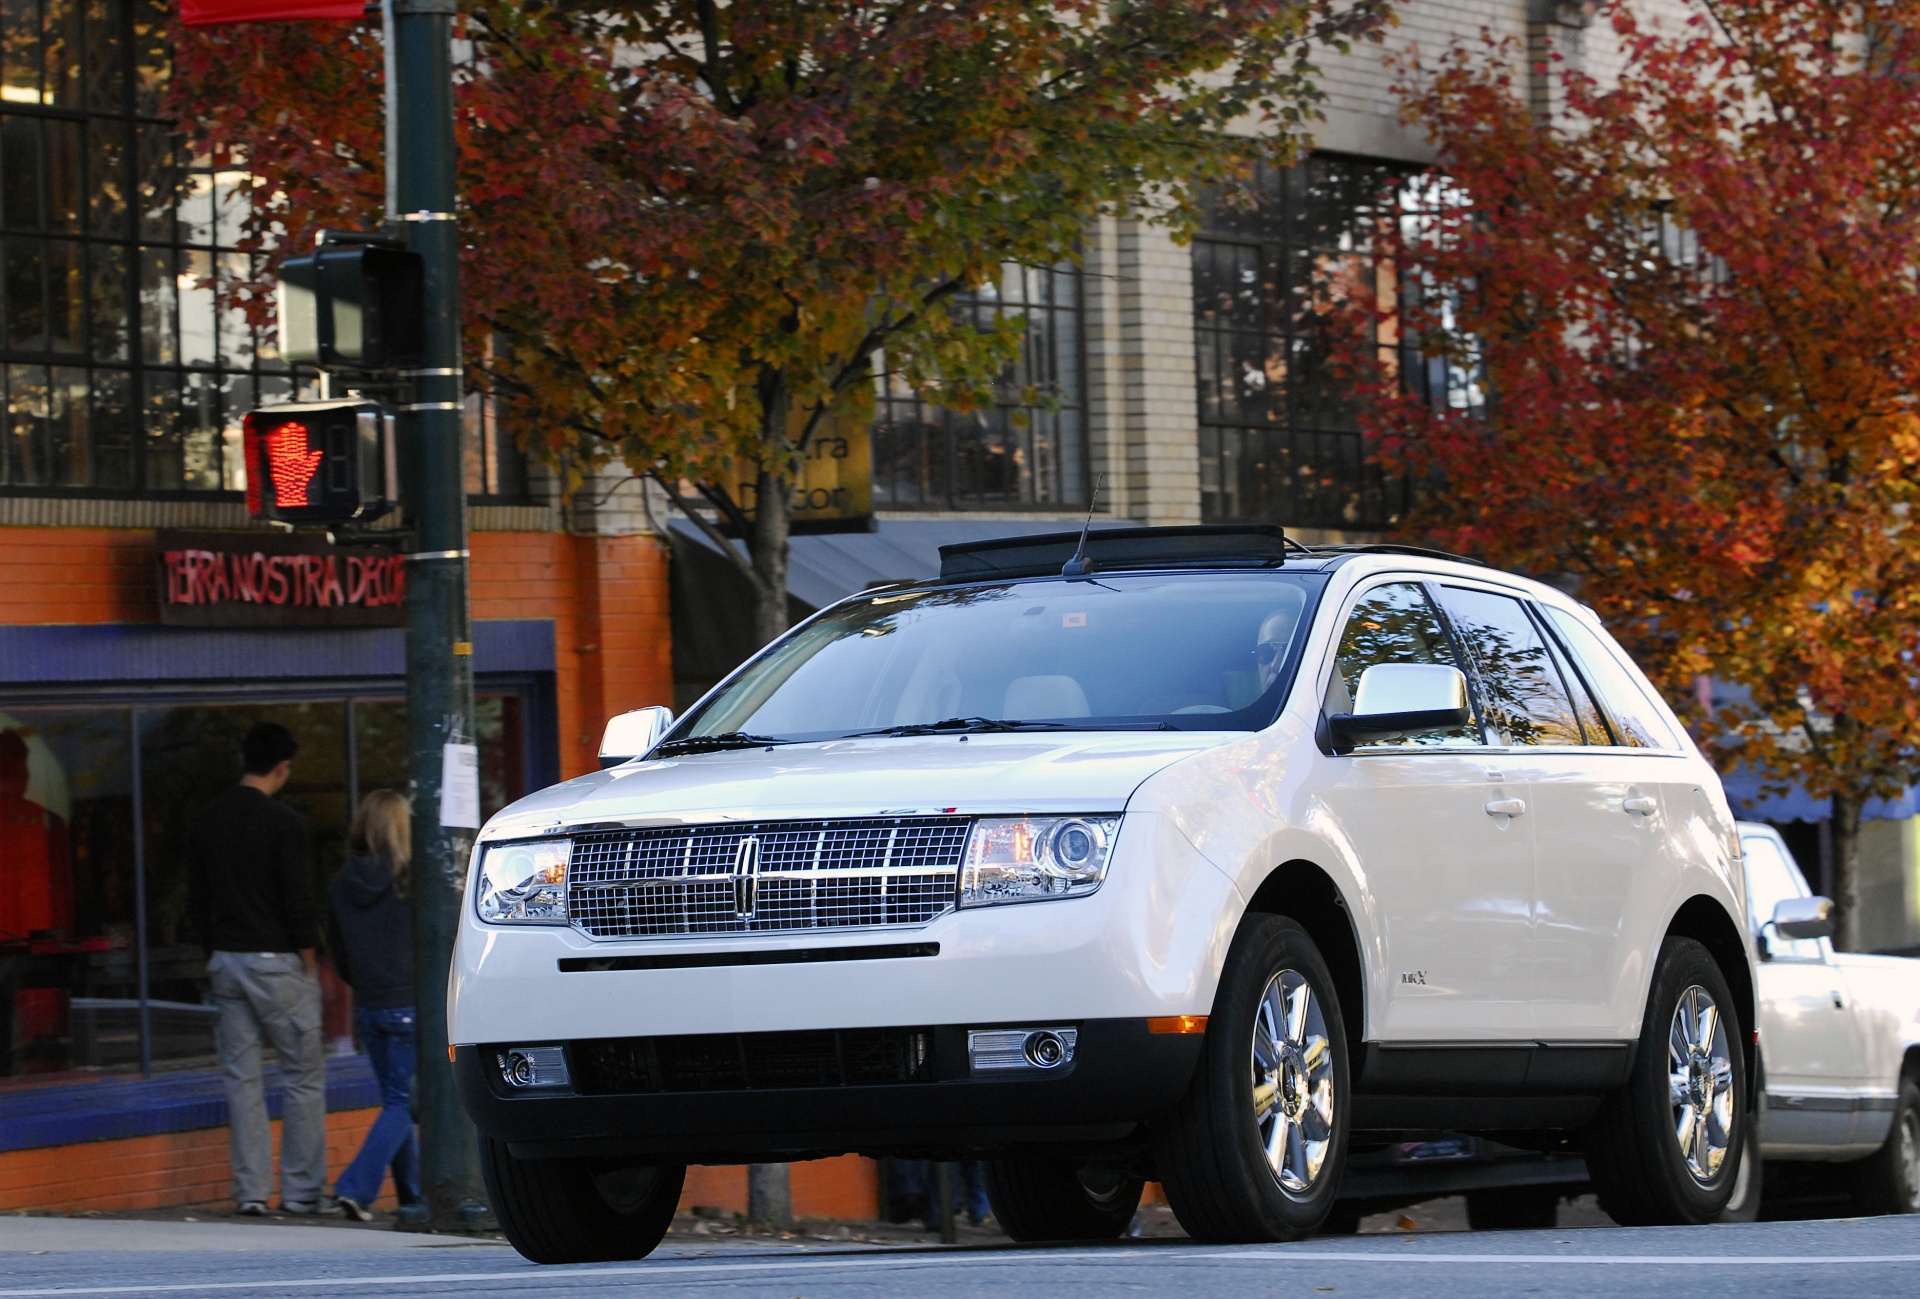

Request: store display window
left=0, top=690, right=532, bottom=1079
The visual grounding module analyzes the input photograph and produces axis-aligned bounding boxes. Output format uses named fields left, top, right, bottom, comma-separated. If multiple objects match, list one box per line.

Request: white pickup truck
left=1724, top=822, right=1920, bottom=1219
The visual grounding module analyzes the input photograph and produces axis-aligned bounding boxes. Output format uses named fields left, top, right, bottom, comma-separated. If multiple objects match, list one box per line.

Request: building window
left=872, top=262, right=1087, bottom=511
left=0, top=1, right=528, bottom=502
left=1193, top=154, right=1464, bottom=530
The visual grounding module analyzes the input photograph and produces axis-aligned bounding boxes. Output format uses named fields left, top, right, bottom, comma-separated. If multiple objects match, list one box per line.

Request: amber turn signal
left=1148, top=1015, right=1208, bottom=1035
left=448, top=1044, right=457, bottom=1063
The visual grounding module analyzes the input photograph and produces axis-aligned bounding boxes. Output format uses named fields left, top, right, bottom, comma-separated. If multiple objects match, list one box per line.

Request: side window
left=1435, top=586, right=1583, bottom=746
left=1739, top=832, right=1823, bottom=961
left=1532, top=604, right=1613, bottom=744
left=1539, top=607, right=1678, bottom=750
left=1332, top=582, right=1480, bottom=748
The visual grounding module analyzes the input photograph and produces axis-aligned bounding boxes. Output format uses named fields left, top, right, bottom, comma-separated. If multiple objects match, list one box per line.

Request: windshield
left=677, top=573, right=1326, bottom=744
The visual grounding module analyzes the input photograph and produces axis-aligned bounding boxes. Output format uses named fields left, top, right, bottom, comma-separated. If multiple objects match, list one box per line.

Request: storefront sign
left=156, top=530, right=406, bottom=628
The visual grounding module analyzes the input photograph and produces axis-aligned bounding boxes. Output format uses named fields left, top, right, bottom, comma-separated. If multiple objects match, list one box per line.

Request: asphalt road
left=3, top=1212, right=1918, bottom=1298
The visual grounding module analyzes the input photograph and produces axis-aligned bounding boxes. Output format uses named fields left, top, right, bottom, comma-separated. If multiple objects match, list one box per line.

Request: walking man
left=188, top=722, right=330, bottom=1216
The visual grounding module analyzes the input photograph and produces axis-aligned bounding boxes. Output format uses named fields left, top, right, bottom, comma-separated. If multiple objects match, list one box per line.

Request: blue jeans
left=335, top=1006, right=422, bottom=1208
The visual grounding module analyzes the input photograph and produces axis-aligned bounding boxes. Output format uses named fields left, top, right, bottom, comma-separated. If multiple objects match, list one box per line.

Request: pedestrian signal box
left=278, top=237, right=426, bottom=371
left=243, top=400, right=397, bottom=525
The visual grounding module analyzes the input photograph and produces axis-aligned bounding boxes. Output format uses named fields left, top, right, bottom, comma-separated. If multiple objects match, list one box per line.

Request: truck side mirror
left=1772, top=895, right=1834, bottom=941
left=599, top=706, right=675, bottom=768
left=1325, top=664, right=1472, bottom=754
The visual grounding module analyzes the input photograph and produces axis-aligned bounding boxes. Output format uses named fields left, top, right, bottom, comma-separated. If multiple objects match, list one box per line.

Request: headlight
left=476, top=839, right=571, bottom=924
left=959, top=816, right=1120, bottom=907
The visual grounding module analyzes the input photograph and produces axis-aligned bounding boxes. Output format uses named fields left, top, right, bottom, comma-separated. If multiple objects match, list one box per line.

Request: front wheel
left=982, top=1159, right=1142, bottom=1241
left=1850, top=1077, right=1920, bottom=1216
left=1153, top=914, right=1350, bottom=1242
left=480, top=1135, right=684, bottom=1264
left=1584, top=936, right=1747, bottom=1226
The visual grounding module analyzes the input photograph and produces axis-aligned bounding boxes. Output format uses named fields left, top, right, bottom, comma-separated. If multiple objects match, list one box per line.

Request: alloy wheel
left=1668, top=983, right=1735, bottom=1184
left=1251, top=968, right=1335, bottom=1195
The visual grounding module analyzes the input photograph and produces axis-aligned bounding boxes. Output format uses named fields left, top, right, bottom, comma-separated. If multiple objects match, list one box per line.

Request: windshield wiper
left=846, top=717, right=1072, bottom=738
left=652, top=731, right=789, bottom=756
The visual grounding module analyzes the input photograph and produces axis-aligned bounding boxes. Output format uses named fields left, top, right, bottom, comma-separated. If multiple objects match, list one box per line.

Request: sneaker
left=279, top=1196, right=340, bottom=1216
left=337, top=1196, right=374, bottom=1223
left=236, top=1201, right=267, bottom=1217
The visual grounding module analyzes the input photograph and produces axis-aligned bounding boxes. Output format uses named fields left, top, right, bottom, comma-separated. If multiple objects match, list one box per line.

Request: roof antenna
left=1061, top=473, right=1105, bottom=578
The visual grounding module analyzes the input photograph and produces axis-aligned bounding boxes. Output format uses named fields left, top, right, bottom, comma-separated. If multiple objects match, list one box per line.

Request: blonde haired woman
left=326, top=789, right=422, bottom=1221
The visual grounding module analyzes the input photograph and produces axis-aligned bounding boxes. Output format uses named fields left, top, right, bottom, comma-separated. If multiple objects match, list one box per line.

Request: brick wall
left=0, top=1109, right=387, bottom=1213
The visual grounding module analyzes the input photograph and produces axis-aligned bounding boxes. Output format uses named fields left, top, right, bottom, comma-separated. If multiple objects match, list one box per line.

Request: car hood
left=479, top=731, right=1237, bottom=837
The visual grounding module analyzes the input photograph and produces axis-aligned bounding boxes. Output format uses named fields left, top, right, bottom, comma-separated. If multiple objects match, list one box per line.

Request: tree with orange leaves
left=168, top=0, right=1390, bottom=645
left=1357, top=0, right=1920, bottom=947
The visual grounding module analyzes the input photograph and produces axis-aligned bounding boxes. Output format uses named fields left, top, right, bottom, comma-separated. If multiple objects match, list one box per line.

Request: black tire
left=1464, top=1185, right=1560, bottom=1231
left=1153, top=915, right=1350, bottom=1242
left=982, top=1159, right=1142, bottom=1242
left=479, top=1134, right=685, bottom=1264
left=1584, top=936, right=1748, bottom=1226
left=1849, top=1077, right=1920, bottom=1216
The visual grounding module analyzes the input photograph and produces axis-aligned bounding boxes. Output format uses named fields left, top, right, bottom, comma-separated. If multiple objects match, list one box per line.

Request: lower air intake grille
left=566, top=817, right=972, bottom=939
left=570, top=1028, right=935, bottom=1095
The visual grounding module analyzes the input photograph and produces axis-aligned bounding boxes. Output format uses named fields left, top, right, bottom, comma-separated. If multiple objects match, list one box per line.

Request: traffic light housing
left=243, top=400, right=397, bottom=525
left=278, top=237, right=426, bottom=371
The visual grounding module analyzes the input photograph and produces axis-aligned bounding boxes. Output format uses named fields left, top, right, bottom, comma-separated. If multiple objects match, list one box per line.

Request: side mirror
left=1326, top=664, right=1472, bottom=754
left=1772, top=895, right=1834, bottom=941
left=599, top=706, right=675, bottom=768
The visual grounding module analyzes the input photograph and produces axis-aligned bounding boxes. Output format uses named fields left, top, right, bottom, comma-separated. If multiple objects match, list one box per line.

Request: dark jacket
left=186, top=785, right=314, bottom=954
left=326, top=852, right=415, bottom=1011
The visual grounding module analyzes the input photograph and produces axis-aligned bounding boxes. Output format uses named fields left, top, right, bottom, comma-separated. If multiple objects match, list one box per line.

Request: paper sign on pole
left=439, top=741, right=481, bottom=829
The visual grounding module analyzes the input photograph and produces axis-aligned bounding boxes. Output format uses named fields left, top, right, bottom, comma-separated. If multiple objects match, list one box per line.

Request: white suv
left=450, top=526, right=1755, bottom=1261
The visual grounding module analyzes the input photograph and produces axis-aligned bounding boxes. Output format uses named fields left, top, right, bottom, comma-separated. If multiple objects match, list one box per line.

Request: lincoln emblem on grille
left=731, top=836, right=761, bottom=919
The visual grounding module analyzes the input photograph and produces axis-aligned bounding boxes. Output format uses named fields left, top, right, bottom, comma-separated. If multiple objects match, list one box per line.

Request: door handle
left=1622, top=795, right=1659, bottom=815
left=1484, top=798, right=1527, bottom=817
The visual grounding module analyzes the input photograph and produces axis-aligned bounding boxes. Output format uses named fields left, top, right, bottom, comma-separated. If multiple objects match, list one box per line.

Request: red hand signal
left=265, top=422, right=324, bottom=507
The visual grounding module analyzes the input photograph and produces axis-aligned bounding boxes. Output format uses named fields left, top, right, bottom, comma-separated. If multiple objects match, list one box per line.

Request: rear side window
left=1532, top=604, right=1614, bottom=744
left=1332, top=582, right=1480, bottom=749
left=1539, top=607, right=1678, bottom=750
left=1435, top=586, right=1583, bottom=747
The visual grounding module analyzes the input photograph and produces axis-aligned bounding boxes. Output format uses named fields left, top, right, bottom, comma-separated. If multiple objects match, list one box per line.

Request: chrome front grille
left=567, top=817, right=973, bottom=939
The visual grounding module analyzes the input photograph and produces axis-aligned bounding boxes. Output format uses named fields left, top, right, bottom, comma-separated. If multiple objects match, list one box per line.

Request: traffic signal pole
left=387, top=0, right=485, bottom=1229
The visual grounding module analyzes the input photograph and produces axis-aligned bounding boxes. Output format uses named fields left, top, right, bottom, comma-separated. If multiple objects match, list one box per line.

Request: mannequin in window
left=0, top=728, right=74, bottom=1074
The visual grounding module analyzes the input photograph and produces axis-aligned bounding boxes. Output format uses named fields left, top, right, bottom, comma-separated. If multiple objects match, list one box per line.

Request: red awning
left=180, top=0, right=366, bottom=24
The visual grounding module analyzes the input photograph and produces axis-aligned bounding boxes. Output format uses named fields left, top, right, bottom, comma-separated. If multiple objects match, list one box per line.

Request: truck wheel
left=1584, top=936, right=1747, bottom=1226
left=479, top=1135, right=684, bottom=1264
left=1849, top=1077, right=1920, bottom=1216
left=1465, top=1185, right=1559, bottom=1231
left=982, top=1159, right=1142, bottom=1241
left=1153, top=914, right=1350, bottom=1242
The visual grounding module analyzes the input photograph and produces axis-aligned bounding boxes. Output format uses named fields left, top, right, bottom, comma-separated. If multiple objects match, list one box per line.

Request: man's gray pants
left=209, top=951, right=327, bottom=1206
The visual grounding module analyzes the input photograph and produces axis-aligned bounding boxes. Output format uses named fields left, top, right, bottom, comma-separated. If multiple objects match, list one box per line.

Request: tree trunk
left=747, top=1162, right=793, bottom=1230
left=747, top=463, right=792, bottom=647
left=1829, top=789, right=1864, bottom=952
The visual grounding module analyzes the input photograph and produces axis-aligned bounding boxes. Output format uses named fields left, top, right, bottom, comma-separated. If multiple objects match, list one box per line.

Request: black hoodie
left=326, top=853, right=414, bottom=1011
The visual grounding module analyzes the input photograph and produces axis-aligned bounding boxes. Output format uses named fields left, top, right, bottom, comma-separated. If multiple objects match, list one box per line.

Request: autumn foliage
left=1359, top=0, right=1920, bottom=944
left=169, top=0, right=1389, bottom=641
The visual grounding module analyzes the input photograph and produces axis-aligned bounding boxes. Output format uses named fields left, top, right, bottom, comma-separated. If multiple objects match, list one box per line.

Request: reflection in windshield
left=679, top=574, right=1326, bottom=742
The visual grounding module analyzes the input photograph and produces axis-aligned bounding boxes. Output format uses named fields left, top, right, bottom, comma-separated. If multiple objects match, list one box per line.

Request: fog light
left=497, top=1045, right=570, bottom=1090
left=968, top=1027, right=1078, bottom=1075
left=1024, top=1030, right=1068, bottom=1069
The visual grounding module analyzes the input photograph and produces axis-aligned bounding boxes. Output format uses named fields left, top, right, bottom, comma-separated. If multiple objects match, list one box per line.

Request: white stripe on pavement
left=2, top=1247, right=1917, bottom=1297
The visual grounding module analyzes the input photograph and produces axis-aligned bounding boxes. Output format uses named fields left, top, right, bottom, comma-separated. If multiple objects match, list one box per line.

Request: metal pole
left=129, top=709, right=150, bottom=1078
left=389, top=0, right=484, bottom=1230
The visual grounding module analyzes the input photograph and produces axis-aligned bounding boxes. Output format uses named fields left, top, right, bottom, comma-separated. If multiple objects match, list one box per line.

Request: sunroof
left=937, top=525, right=1294, bottom=582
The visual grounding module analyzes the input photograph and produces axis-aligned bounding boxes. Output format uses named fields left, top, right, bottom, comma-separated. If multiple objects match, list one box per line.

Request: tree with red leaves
left=169, top=0, right=1390, bottom=643
left=1356, top=0, right=1920, bottom=947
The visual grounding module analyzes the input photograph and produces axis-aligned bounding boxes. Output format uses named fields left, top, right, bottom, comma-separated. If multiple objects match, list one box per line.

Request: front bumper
left=456, top=1017, right=1203, bottom=1163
